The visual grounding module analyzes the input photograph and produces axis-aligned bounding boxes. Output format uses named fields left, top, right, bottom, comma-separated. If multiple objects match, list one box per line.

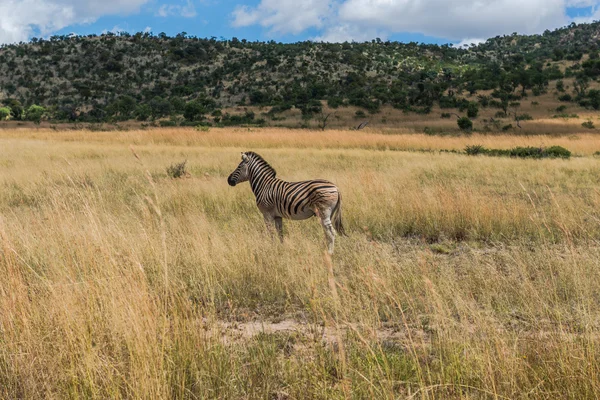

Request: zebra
left=227, top=151, right=346, bottom=254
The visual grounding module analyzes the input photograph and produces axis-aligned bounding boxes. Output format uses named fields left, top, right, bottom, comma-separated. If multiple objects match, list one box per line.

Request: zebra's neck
left=248, top=159, right=277, bottom=196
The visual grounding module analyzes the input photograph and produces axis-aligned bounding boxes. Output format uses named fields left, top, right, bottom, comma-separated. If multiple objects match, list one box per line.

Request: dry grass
left=1, top=128, right=600, bottom=398
left=4, top=125, right=600, bottom=155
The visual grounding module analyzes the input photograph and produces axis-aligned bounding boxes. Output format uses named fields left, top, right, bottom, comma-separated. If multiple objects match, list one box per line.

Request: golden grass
left=3, top=126, right=600, bottom=155
left=1, top=128, right=600, bottom=398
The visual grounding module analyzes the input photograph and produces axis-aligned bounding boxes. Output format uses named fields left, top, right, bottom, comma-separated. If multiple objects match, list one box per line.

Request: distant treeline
left=1, top=21, right=600, bottom=125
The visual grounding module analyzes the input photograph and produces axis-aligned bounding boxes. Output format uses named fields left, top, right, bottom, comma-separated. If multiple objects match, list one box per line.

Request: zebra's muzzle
left=227, top=176, right=236, bottom=186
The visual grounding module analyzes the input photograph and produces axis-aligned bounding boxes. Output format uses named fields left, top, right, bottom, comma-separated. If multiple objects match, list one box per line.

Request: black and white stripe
left=228, top=151, right=345, bottom=254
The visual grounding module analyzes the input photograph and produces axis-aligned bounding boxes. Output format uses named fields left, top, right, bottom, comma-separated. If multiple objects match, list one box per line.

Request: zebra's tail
left=332, top=191, right=347, bottom=236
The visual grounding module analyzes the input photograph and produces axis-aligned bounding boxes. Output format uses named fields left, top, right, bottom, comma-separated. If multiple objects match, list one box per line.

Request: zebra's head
left=227, top=152, right=251, bottom=186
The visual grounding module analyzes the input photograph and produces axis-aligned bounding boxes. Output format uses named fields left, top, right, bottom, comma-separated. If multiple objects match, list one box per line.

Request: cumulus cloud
left=156, top=1, right=197, bottom=18
left=455, top=38, right=486, bottom=48
left=232, top=0, right=332, bottom=35
left=314, top=23, right=387, bottom=42
left=338, top=0, right=568, bottom=41
left=0, top=0, right=149, bottom=43
left=232, top=0, right=600, bottom=43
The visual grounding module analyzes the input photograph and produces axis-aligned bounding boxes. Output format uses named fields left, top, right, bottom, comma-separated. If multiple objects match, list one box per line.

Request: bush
left=26, top=104, right=45, bottom=124
left=582, top=121, right=595, bottom=129
left=268, top=104, right=292, bottom=115
left=159, top=120, right=177, bottom=127
left=464, top=145, right=571, bottom=159
left=327, top=97, right=345, bottom=108
left=467, top=102, right=479, bottom=118
left=465, top=144, right=486, bottom=155
left=517, top=114, right=533, bottom=121
left=502, top=124, right=513, bottom=131
left=354, top=110, right=366, bottom=118
left=555, top=105, right=567, bottom=112
left=558, top=94, right=572, bottom=102
left=553, top=113, right=579, bottom=119
left=441, top=113, right=451, bottom=119
left=166, top=160, right=189, bottom=179
left=543, top=146, right=571, bottom=159
left=457, top=116, right=473, bottom=131
left=0, top=107, right=10, bottom=120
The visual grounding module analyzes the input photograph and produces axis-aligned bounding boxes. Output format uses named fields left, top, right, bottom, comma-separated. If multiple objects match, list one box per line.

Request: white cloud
left=156, top=1, right=196, bottom=18
left=314, top=23, right=387, bottom=42
left=232, top=0, right=332, bottom=35
left=232, top=0, right=600, bottom=43
left=337, top=0, right=568, bottom=41
left=455, top=38, right=486, bottom=48
left=0, top=0, right=149, bottom=44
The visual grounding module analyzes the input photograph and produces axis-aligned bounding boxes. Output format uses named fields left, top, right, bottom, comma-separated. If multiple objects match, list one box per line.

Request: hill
left=1, top=21, right=600, bottom=128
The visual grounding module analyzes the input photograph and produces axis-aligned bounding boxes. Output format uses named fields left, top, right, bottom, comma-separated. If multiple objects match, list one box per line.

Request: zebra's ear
left=241, top=152, right=249, bottom=161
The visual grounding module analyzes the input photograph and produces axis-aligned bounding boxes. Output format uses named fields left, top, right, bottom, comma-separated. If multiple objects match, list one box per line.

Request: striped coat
left=228, top=152, right=345, bottom=254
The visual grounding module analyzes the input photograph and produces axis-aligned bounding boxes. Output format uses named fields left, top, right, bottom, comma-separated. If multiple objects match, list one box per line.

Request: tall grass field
left=1, top=127, right=600, bottom=399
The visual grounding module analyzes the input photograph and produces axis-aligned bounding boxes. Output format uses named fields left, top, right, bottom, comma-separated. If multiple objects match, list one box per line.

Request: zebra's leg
left=274, top=217, right=284, bottom=242
left=263, top=213, right=276, bottom=239
left=315, top=207, right=336, bottom=254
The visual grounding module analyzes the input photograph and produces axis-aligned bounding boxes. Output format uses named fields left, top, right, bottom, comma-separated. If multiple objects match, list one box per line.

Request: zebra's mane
left=245, top=152, right=277, bottom=177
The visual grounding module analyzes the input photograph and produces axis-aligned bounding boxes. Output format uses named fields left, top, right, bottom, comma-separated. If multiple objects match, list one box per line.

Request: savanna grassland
left=1, top=127, right=600, bottom=399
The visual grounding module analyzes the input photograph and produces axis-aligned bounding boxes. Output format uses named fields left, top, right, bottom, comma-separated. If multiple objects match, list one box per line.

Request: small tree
left=134, top=104, right=152, bottom=121
left=467, top=102, right=479, bottom=118
left=6, top=99, right=23, bottom=120
left=183, top=101, right=205, bottom=121
left=457, top=116, right=473, bottom=131
left=0, top=107, right=11, bottom=120
left=26, top=105, right=45, bottom=124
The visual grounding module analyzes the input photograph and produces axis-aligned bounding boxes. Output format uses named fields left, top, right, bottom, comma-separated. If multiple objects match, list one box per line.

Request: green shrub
left=467, top=102, right=479, bottom=118
left=0, top=107, right=11, bottom=120
left=517, top=114, right=533, bottom=121
left=457, top=116, right=472, bottom=131
left=582, top=121, right=595, bottom=129
left=464, top=145, right=571, bottom=159
left=159, top=120, right=177, bottom=127
left=464, top=144, right=487, bottom=155
left=502, top=124, right=513, bottom=131
left=327, top=97, right=345, bottom=108
left=543, top=146, right=571, bottom=158
left=558, top=94, right=572, bottom=102
left=26, top=104, right=45, bottom=124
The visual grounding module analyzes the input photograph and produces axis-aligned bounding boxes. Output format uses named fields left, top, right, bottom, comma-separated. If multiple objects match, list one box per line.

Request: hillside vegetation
left=2, top=22, right=600, bottom=128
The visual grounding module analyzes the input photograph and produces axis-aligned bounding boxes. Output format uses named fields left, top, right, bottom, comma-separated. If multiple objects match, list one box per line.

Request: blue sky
left=1, top=0, right=599, bottom=46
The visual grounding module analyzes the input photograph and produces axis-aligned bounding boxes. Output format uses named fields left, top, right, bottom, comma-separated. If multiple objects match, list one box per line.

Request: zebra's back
left=268, top=179, right=340, bottom=220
